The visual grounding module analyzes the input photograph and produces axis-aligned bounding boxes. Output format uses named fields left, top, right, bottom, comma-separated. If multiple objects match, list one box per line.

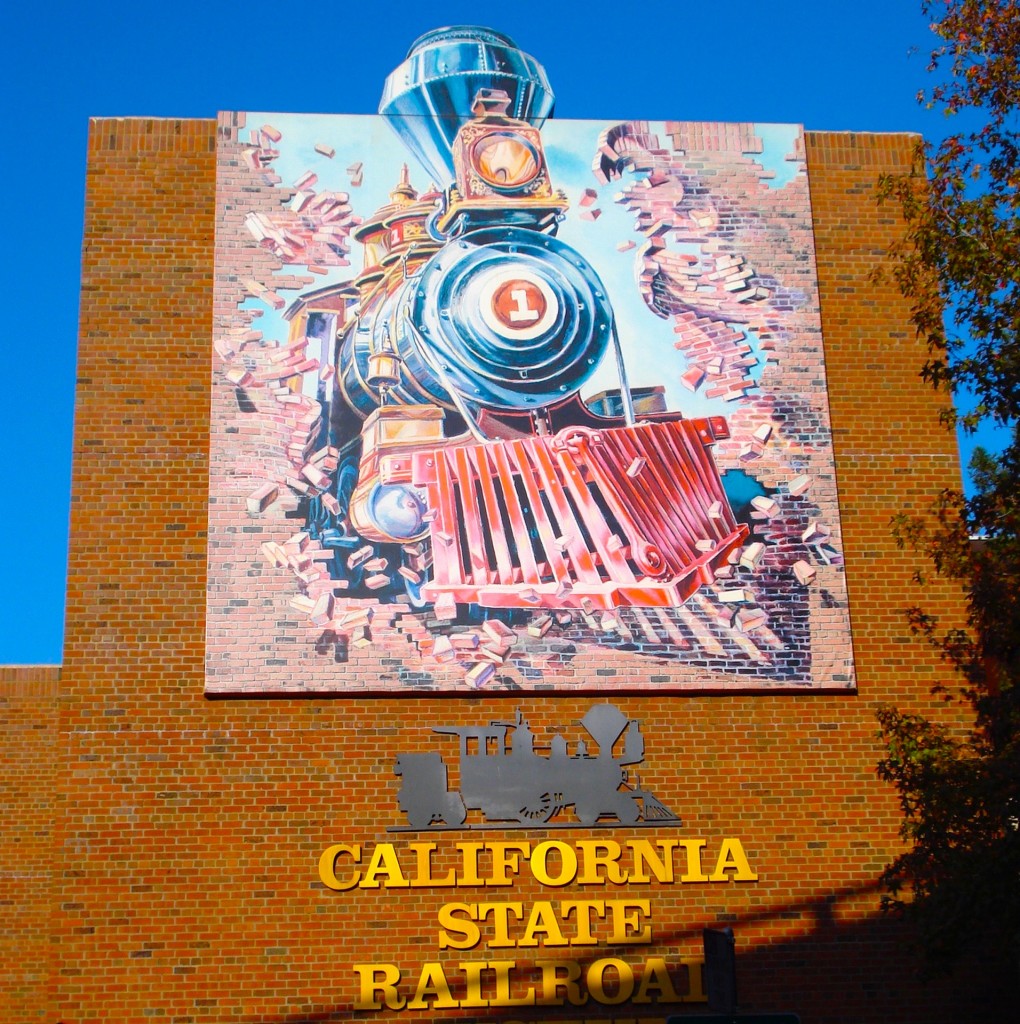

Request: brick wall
left=0, top=665, right=61, bottom=1017
left=0, top=119, right=1003, bottom=1023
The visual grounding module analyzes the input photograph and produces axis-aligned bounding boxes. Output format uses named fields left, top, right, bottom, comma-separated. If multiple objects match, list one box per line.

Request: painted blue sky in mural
left=2, top=0, right=1002, bottom=664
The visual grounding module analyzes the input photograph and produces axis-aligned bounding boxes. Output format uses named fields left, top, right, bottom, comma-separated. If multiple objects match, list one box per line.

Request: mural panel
left=207, top=28, right=855, bottom=695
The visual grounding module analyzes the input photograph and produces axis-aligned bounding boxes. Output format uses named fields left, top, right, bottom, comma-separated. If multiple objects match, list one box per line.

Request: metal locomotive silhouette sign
left=207, top=26, right=857, bottom=695
left=393, top=703, right=680, bottom=828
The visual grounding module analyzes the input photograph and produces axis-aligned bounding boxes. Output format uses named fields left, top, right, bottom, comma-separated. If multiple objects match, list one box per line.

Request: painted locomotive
left=300, top=27, right=747, bottom=616
left=394, top=703, right=679, bottom=828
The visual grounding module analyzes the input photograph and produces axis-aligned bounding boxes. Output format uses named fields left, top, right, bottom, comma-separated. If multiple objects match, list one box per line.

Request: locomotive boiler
left=303, top=26, right=748, bottom=615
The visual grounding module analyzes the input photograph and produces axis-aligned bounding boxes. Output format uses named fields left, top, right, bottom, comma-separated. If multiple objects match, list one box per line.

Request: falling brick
left=365, top=573, right=390, bottom=590
left=432, top=636, right=456, bottom=663
left=301, top=463, right=331, bottom=491
left=788, top=474, right=811, bottom=497
left=246, top=482, right=279, bottom=515
left=681, top=366, right=705, bottom=391
left=310, top=593, right=334, bottom=627
left=482, top=619, right=517, bottom=645
left=717, top=588, right=755, bottom=604
left=528, top=614, right=553, bottom=638
left=314, top=143, right=336, bottom=158
left=260, top=541, right=288, bottom=568
left=793, top=560, right=817, bottom=585
left=290, top=190, right=315, bottom=213
left=739, top=542, right=766, bottom=570
left=348, top=545, right=374, bottom=569
left=337, top=607, right=372, bottom=630
left=465, top=662, right=496, bottom=688
left=802, top=521, right=830, bottom=545
left=751, top=495, right=779, bottom=517
left=735, top=607, right=768, bottom=633
left=479, top=642, right=512, bottom=664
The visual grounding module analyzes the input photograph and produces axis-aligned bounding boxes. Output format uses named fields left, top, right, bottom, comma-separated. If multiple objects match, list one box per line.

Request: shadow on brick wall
left=246, top=881, right=1009, bottom=1024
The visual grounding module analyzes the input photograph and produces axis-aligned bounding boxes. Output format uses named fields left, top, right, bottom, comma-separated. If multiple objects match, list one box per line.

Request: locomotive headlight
left=471, top=132, right=541, bottom=190
left=366, top=483, right=426, bottom=541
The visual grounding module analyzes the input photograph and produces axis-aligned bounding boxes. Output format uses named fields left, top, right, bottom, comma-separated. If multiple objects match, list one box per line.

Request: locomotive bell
left=366, top=350, right=402, bottom=393
left=379, top=26, right=554, bottom=187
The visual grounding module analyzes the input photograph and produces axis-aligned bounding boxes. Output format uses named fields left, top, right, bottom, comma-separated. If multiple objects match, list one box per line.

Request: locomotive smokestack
left=379, top=26, right=555, bottom=187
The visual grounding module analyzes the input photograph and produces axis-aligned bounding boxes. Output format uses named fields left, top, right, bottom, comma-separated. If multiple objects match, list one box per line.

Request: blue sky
left=1, top=0, right=1002, bottom=664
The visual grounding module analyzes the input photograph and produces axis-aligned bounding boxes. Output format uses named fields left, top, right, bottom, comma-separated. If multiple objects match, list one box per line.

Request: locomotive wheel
left=574, top=801, right=600, bottom=827
left=516, top=791, right=557, bottom=824
left=405, top=808, right=436, bottom=829
left=613, top=792, right=640, bottom=825
left=444, top=793, right=467, bottom=827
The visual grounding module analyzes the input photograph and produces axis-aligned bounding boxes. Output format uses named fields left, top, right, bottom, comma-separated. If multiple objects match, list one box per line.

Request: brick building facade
left=0, top=117, right=1005, bottom=1023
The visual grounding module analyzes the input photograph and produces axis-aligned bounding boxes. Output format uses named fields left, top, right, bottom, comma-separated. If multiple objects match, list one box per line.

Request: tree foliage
left=875, top=0, right=1020, bottom=976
